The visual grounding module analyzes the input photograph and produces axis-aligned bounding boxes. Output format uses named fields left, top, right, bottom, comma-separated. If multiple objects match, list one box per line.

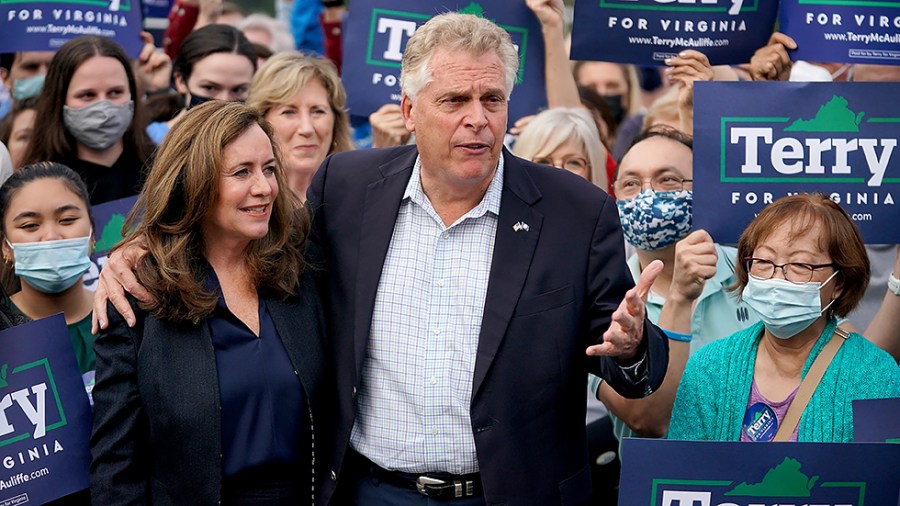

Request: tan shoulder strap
left=773, top=327, right=849, bottom=442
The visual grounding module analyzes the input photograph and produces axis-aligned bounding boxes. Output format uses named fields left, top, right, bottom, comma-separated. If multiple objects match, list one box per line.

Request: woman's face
left=178, top=52, right=254, bottom=102
left=752, top=221, right=841, bottom=309
left=7, top=108, right=36, bottom=169
left=202, top=124, right=278, bottom=249
left=265, top=78, right=335, bottom=190
left=2, top=178, right=92, bottom=253
left=533, top=138, right=592, bottom=180
left=66, top=56, right=131, bottom=110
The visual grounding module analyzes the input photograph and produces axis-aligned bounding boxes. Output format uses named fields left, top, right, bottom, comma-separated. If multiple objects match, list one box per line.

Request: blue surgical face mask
left=6, top=233, right=92, bottom=294
left=616, top=189, right=692, bottom=251
left=742, top=271, right=839, bottom=339
left=12, top=74, right=45, bottom=100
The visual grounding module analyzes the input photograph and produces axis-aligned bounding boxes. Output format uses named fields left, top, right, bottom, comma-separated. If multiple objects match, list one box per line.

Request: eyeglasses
left=616, top=174, right=692, bottom=199
left=533, top=156, right=590, bottom=175
left=744, top=257, right=836, bottom=283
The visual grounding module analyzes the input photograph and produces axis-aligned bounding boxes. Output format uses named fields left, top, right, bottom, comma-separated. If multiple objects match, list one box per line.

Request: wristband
left=663, top=328, right=692, bottom=342
left=889, top=273, right=900, bottom=296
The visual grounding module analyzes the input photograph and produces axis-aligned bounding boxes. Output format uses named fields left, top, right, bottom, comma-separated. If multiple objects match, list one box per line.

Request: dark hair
left=0, top=53, right=14, bottom=73
left=22, top=36, right=152, bottom=166
left=0, top=161, right=94, bottom=236
left=250, top=43, right=273, bottom=61
left=732, top=194, right=869, bottom=318
left=173, top=24, right=257, bottom=85
left=614, top=125, right=693, bottom=180
left=0, top=97, right=37, bottom=145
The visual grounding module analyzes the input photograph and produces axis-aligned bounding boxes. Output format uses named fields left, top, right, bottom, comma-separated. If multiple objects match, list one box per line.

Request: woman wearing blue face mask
left=22, top=36, right=153, bottom=205
left=669, top=194, right=900, bottom=442
left=0, top=161, right=96, bottom=385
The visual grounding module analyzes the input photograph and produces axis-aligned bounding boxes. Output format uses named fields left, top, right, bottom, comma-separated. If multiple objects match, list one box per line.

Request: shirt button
left=429, top=377, right=437, bottom=385
left=441, top=232, right=450, bottom=239
left=433, top=328, right=441, bottom=335
left=431, top=428, right=438, bottom=435
left=436, top=280, right=446, bottom=287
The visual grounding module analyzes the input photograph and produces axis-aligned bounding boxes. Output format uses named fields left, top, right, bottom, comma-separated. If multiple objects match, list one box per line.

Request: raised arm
left=598, top=230, right=717, bottom=437
left=749, top=32, right=797, bottom=82
left=863, top=245, right=900, bottom=360
left=664, top=50, right=714, bottom=135
left=526, top=0, right=582, bottom=108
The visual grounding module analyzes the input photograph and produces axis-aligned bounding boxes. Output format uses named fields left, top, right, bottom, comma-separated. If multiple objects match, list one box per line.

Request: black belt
left=351, top=450, right=484, bottom=500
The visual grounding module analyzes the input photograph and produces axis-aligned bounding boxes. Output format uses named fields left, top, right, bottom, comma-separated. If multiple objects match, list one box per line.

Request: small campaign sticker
left=743, top=402, right=778, bottom=442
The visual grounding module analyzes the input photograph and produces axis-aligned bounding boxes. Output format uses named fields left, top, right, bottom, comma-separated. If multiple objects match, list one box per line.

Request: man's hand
left=587, top=259, right=664, bottom=359
left=369, top=104, right=411, bottom=148
left=669, top=230, right=717, bottom=303
left=92, top=241, right=152, bottom=333
left=749, top=32, right=797, bottom=82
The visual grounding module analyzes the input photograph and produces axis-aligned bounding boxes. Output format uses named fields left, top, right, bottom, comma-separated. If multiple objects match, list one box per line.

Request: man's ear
left=400, top=92, right=415, bottom=133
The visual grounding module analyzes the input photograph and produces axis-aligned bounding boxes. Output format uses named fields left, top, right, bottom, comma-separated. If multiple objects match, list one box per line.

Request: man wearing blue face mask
left=0, top=51, right=55, bottom=120
left=590, top=125, right=760, bottom=450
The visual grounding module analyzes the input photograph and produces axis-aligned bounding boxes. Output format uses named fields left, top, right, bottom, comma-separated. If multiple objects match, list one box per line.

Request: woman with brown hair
left=246, top=51, right=353, bottom=199
left=90, top=101, right=330, bottom=504
left=23, top=36, right=153, bottom=205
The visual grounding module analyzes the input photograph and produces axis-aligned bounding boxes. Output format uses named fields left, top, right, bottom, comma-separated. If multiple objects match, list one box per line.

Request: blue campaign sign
left=693, top=81, right=900, bottom=244
left=620, top=438, right=900, bottom=505
left=780, top=0, right=900, bottom=65
left=83, top=195, right=137, bottom=292
left=570, top=0, right=778, bottom=65
left=1, top=0, right=144, bottom=56
left=0, top=314, right=92, bottom=504
left=853, top=398, right=900, bottom=443
left=141, top=0, right=171, bottom=20
left=341, top=0, right=547, bottom=123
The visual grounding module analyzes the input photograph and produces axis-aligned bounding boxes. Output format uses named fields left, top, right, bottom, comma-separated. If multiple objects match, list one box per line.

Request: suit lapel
left=267, top=287, right=324, bottom=406
left=472, top=152, right=543, bottom=397
left=352, top=148, right=418, bottom=374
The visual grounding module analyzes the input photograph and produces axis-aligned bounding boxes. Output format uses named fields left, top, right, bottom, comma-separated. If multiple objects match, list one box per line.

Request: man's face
left=401, top=47, right=508, bottom=191
left=2, top=51, right=54, bottom=90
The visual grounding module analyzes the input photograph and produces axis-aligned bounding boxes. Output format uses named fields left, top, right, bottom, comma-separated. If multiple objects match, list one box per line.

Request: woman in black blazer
left=90, top=101, right=331, bottom=505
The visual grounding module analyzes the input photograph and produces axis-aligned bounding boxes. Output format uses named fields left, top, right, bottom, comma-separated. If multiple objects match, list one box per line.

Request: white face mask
left=741, top=270, right=839, bottom=339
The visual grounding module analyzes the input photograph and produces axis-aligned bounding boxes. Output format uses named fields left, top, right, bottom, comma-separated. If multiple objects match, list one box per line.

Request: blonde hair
left=247, top=51, right=354, bottom=154
left=642, top=86, right=679, bottom=131
left=401, top=12, right=519, bottom=100
left=512, top=107, right=608, bottom=190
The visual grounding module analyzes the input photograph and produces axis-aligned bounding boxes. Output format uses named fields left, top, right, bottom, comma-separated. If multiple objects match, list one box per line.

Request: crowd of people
left=0, top=0, right=898, bottom=504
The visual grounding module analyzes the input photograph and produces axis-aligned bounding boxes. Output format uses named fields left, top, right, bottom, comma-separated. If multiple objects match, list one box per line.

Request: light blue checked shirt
left=349, top=156, right=504, bottom=474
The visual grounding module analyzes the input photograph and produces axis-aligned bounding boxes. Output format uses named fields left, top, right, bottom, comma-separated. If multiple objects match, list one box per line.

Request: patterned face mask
left=616, top=189, right=693, bottom=251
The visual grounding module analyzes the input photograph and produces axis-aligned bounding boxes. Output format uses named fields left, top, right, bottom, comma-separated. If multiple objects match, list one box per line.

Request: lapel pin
left=513, top=221, right=530, bottom=232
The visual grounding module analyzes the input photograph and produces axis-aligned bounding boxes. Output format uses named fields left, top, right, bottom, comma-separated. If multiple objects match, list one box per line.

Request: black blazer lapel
left=352, top=148, right=418, bottom=373
left=472, top=151, right=543, bottom=397
left=267, top=283, right=324, bottom=408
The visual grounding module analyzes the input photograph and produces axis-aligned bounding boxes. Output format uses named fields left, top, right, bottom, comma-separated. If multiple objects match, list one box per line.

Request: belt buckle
left=416, top=476, right=446, bottom=496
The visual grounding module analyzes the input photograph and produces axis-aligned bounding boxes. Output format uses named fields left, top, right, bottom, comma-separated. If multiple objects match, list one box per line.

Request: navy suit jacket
left=90, top=272, right=331, bottom=505
left=308, top=145, right=667, bottom=505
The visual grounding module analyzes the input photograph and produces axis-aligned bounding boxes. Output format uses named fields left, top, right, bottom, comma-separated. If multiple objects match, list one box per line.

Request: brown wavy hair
left=122, top=101, right=308, bottom=323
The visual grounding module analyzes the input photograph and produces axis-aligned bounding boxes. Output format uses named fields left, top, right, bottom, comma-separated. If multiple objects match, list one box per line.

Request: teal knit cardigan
left=669, top=319, right=900, bottom=442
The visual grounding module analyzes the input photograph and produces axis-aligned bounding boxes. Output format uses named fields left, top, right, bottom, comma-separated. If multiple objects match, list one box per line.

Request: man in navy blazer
left=309, top=13, right=668, bottom=505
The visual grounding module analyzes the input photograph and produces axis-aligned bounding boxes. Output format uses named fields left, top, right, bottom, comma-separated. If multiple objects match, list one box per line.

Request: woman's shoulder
left=842, top=332, right=900, bottom=378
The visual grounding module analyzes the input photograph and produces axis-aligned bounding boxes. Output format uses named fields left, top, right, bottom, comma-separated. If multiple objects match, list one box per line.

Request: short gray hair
left=400, top=12, right=519, bottom=101
left=512, top=107, right=609, bottom=190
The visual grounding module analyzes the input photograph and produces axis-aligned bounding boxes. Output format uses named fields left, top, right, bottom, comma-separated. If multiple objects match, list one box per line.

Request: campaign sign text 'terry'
left=693, top=81, right=900, bottom=244
left=341, top=0, right=547, bottom=122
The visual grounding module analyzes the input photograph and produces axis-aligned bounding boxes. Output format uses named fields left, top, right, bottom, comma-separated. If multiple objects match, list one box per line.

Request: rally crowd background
left=0, top=0, right=898, bottom=504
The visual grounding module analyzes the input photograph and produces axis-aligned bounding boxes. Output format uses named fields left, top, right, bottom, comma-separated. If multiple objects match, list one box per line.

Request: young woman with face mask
left=145, top=24, right=257, bottom=145
left=23, top=36, right=153, bottom=205
left=669, top=194, right=900, bottom=442
left=0, top=162, right=96, bottom=384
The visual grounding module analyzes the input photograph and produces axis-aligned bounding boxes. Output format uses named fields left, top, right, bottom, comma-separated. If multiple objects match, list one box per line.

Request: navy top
left=206, top=269, right=308, bottom=478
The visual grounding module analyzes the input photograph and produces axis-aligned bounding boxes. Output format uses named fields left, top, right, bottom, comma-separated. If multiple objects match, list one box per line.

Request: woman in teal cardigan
left=670, top=194, right=900, bottom=442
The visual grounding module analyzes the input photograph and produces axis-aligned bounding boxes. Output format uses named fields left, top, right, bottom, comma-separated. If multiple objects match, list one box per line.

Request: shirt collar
left=403, top=153, right=504, bottom=220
